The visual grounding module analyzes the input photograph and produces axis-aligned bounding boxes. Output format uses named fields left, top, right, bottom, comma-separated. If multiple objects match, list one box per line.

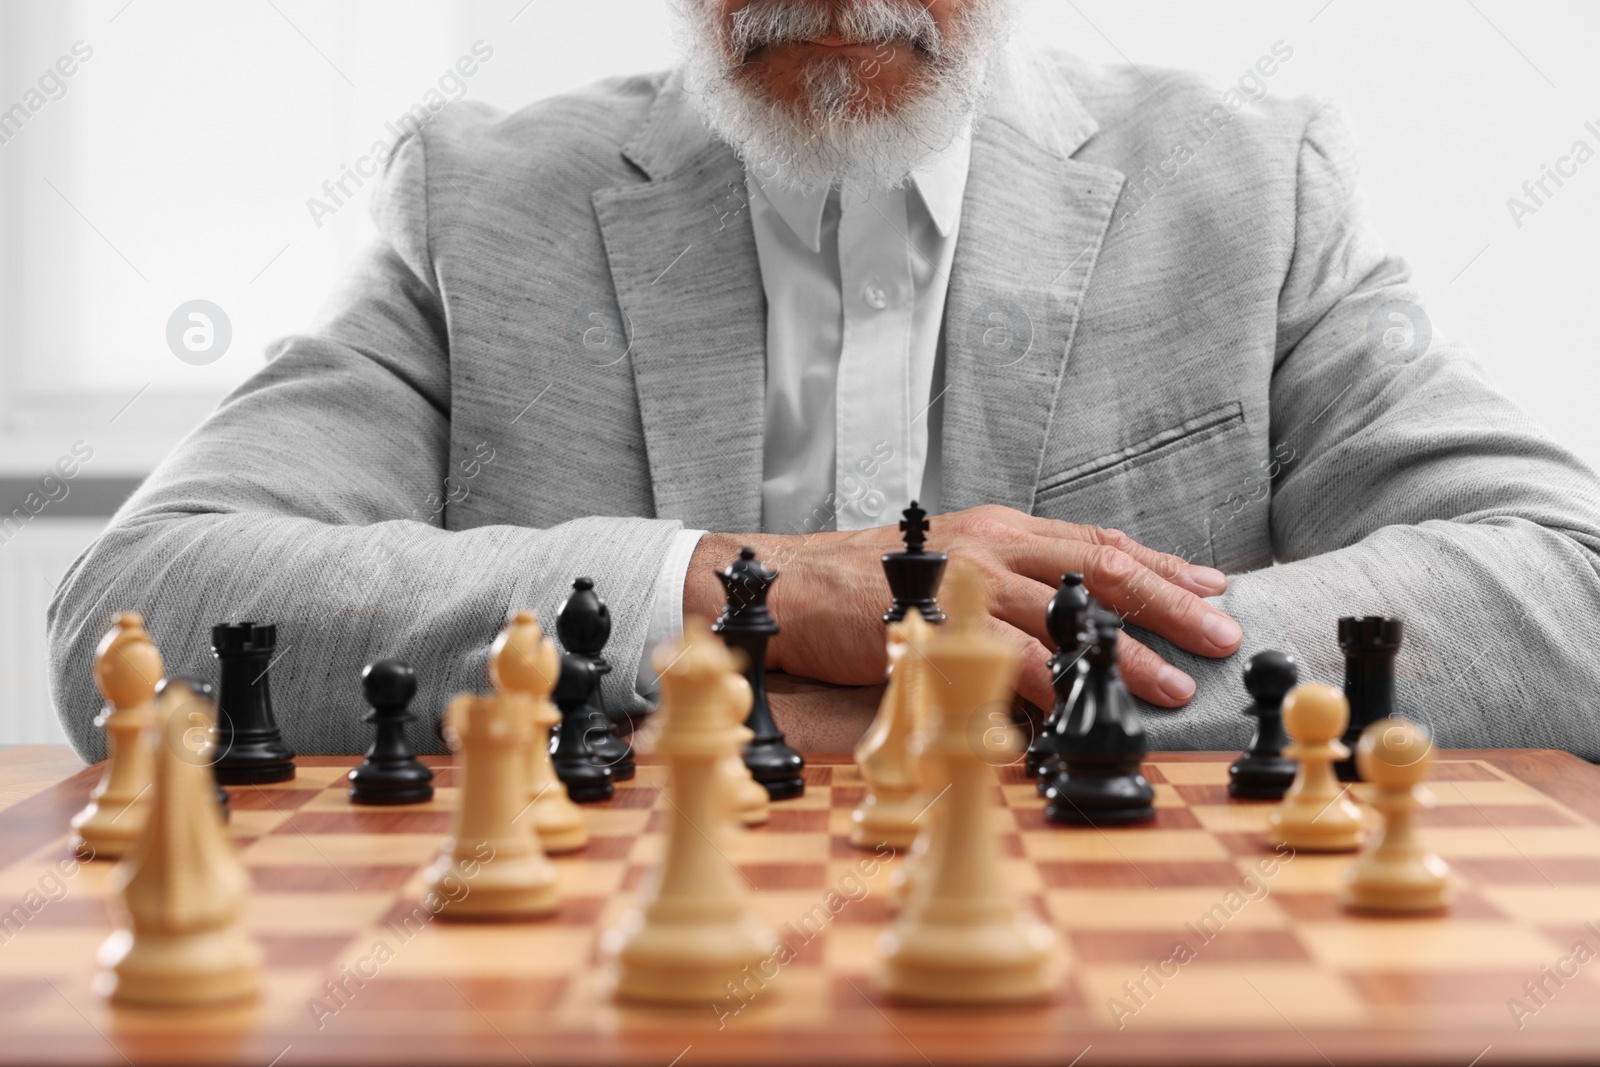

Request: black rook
left=210, top=622, right=295, bottom=785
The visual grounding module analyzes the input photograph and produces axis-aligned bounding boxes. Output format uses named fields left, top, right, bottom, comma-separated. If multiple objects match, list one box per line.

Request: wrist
left=684, top=531, right=794, bottom=674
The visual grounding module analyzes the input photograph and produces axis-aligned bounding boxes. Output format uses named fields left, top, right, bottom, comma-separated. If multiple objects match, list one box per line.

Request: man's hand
left=683, top=504, right=1240, bottom=710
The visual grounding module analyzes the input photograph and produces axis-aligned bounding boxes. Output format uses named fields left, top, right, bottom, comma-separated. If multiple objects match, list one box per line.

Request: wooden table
left=3, top=745, right=1600, bottom=1066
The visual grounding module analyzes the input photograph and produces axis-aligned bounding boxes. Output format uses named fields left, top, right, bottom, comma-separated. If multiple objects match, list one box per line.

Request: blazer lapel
left=940, top=58, right=1125, bottom=513
left=593, top=75, right=767, bottom=531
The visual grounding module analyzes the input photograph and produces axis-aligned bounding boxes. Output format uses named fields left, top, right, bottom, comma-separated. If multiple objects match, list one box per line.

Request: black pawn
left=881, top=501, right=947, bottom=624
left=210, top=622, right=296, bottom=785
left=1335, top=616, right=1403, bottom=782
left=348, top=660, right=435, bottom=805
left=556, top=578, right=634, bottom=781
left=714, top=547, right=804, bottom=801
left=156, top=677, right=230, bottom=821
left=1228, top=651, right=1299, bottom=800
left=1043, top=614, right=1155, bottom=826
left=551, top=653, right=615, bottom=803
left=1027, top=573, right=1092, bottom=780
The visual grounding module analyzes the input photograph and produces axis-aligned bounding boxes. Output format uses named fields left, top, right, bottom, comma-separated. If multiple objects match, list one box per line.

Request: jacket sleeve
left=47, top=133, right=683, bottom=761
left=1140, top=103, right=1600, bottom=759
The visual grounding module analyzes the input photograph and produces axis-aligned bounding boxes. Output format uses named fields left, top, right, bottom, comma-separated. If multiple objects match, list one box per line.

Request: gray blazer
left=48, top=50, right=1600, bottom=760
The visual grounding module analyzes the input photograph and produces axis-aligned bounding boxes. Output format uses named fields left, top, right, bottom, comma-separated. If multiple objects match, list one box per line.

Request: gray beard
left=673, top=0, right=1015, bottom=193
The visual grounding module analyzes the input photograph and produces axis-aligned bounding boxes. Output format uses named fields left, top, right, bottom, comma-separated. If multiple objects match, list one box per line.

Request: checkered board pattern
left=3, top=752, right=1600, bottom=1066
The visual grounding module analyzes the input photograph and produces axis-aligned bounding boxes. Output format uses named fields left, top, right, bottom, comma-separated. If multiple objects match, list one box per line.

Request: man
left=48, top=0, right=1600, bottom=760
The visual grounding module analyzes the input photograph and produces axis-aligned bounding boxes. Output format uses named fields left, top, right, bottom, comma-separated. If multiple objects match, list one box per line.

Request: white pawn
left=876, top=563, right=1057, bottom=1003
left=493, top=610, right=587, bottom=854
left=852, top=609, right=933, bottom=851
left=602, top=619, right=777, bottom=1003
left=1342, top=718, right=1452, bottom=912
left=95, top=680, right=260, bottom=1006
left=72, top=613, right=163, bottom=859
left=424, top=688, right=559, bottom=919
left=723, top=672, right=770, bottom=827
left=1267, top=683, right=1365, bottom=853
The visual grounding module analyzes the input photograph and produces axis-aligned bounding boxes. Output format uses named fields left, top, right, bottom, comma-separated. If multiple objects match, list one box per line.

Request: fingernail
left=1157, top=665, right=1195, bottom=701
left=1202, top=611, right=1242, bottom=648
left=1190, top=565, right=1226, bottom=591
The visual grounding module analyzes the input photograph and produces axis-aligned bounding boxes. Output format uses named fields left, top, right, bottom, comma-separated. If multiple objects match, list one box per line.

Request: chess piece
left=492, top=610, right=587, bottom=853
left=1335, top=616, right=1402, bottom=782
left=72, top=613, right=163, bottom=859
left=1027, top=574, right=1091, bottom=781
left=211, top=622, right=296, bottom=784
left=1042, top=613, right=1155, bottom=826
left=602, top=619, right=778, bottom=1002
left=714, top=547, right=805, bottom=800
left=348, top=660, right=435, bottom=805
left=161, top=677, right=232, bottom=821
left=1267, top=683, right=1365, bottom=852
left=1342, top=718, right=1451, bottom=912
left=877, top=563, right=1056, bottom=1002
left=551, top=653, right=616, bottom=803
left=852, top=608, right=934, bottom=850
left=95, top=680, right=261, bottom=1006
left=882, top=501, right=947, bottom=624
left=556, top=578, right=634, bottom=780
left=424, top=690, right=559, bottom=918
left=1228, top=651, right=1300, bottom=800
left=723, top=672, right=770, bottom=827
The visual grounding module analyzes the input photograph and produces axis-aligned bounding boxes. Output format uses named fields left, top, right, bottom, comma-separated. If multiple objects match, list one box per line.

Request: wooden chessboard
left=4, top=750, right=1600, bottom=1066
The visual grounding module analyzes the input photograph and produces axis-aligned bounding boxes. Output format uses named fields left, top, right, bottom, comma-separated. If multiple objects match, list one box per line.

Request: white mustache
left=728, top=0, right=943, bottom=59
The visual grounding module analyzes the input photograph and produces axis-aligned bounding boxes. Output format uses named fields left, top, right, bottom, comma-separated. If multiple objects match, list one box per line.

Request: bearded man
left=47, top=1, right=1600, bottom=759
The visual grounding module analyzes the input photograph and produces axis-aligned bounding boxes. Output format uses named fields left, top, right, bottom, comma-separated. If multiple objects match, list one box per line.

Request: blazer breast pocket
left=1032, top=401, right=1261, bottom=570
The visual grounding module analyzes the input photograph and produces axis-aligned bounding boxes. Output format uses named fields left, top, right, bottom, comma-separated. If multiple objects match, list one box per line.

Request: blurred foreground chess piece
left=877, top=563, right=1056, bottom=1003
left=1268, top=684, right=1365, bottom=852
left=95, top=679, right=260, bottom=1006
left=494, top=610, right=587, bottom=853
left=210, top=622, right=295, bottom=784
left=604, top=619, right=777, bottom=1002
left=1228, top=651, right=1300, bottom=800
left=1342, top=718, right=1452, bottom=913
left=1027, top=573, right=1091, bottom=780
left=1336, top=616, right=1403, bottom=782
left=852, top=608, right=934, bottom=851
left=348, top=659, right=435, bottom=805
left=72, top=613, right=163, bottom=859
left=714, top=547, right=805, bottom=800
left=425, top=689, right=559, bottom=919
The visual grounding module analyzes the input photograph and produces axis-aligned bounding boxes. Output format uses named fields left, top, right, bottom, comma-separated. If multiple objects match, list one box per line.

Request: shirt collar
left=747, top=120, right=974, bottom=254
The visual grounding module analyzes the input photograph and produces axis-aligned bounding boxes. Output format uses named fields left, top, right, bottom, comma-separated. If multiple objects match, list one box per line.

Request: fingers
left=959, top=505, right=1226, bottom=597
left=1071, top=544, right=1241, bottom=660
left=997, top=617, right=1194, bottom=711
left=1114, top=630, right=1195, bottom=707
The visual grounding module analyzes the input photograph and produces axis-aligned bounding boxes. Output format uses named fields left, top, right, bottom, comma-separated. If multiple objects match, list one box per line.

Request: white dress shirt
left=635, top=126, right=975, bottom=695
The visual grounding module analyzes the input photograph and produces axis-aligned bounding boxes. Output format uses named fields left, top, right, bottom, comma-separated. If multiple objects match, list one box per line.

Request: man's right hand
left=682, top=504, right=1241, bottom=710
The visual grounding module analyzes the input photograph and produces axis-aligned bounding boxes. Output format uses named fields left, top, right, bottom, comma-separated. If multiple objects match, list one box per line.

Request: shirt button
left=862, top=280, right=889, bottom=310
